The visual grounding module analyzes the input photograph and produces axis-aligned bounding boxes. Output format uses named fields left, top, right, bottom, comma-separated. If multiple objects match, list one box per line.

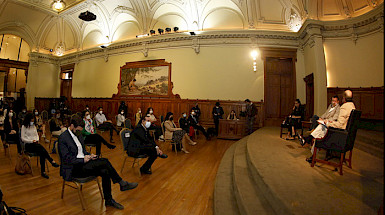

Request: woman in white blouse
left=21, top=113, right=59, bottom=179
left=116, top=110, right=125, bottom=127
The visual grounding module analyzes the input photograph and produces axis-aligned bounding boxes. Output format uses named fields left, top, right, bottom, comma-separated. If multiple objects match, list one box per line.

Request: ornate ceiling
left=0, top=0, right=382, bottom=56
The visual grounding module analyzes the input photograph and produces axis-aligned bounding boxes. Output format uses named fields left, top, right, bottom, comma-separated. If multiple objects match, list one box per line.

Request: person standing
left=245, top=99, right=258, bottom=135
left=191, top=102, right=201, bottom=121
left=212, top=102, right=224, bottom=136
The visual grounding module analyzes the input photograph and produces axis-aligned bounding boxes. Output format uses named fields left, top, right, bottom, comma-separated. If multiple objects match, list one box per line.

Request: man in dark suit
left=58, top=117, right=138, bottom=210
left=188, top=111, right=209, bottom=140
left=126, top=115, right=168, bottom=175
left=245, top=99, right=258, bottom=135
left=212, top=102, right=224, bottom=136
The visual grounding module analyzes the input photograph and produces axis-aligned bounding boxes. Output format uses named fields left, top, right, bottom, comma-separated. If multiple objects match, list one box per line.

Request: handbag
left=15, top=154, right=32, bottom=175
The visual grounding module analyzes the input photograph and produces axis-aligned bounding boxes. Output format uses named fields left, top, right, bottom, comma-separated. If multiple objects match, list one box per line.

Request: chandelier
left=52, top=0, right=66, bottom=12
left=287, top=13, right=302, bottom=32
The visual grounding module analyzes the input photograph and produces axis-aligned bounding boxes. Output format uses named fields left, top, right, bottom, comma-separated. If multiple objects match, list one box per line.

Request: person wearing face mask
left=191, top=102, right=201, bottom=121
left=4, top=109, right=21, bottom=154
left=212, top=102, right=224, bottom=136
left=95, top=107, right=120, bottom=143
left=126, top=115, right=168, bottom=175
left=188, top=111, right=210, bottom=140
left=18, top=106, right=28, bottom=124
left=82, top=111, right=116, bottom=156
left=118, top=101, right=128, bottom=118
left=145, top=107, right=163, bottom=140
left=58, top=116, right=138, bottom=210
left=33, top=109, right=48, bottom=141
left=21, top=114, right=60, bottom=179
left=135, top=108, right=142, bottom=127
left=164, top=112, right=196, bottom=154
left=117, top=110, right=125, bottom=127
left=179, top=112, right=190, bottom=134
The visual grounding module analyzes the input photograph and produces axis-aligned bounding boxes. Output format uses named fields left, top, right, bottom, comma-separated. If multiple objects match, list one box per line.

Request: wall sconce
left=250, top=50, right=259, bottom=72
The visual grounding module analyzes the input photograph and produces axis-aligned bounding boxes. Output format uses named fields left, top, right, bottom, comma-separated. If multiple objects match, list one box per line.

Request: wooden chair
left=311, top=109, right=362, bottom=175
left=119, top=128, right=148, bottom=177
left=161, top=122, right=178, bottom=155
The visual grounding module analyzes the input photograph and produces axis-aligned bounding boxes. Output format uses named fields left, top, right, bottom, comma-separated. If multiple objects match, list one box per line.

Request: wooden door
left=304, top=73, right=314, bottom=121
left=60, top=79, right=72, bottom=99
left=264, top=57, right=296, bottom=126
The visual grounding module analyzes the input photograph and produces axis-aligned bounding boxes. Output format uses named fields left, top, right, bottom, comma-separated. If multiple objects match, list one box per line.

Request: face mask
left=191, top=112, right=194, bottom=115
left=35, top=112, right=39, bottom=115
left=86, top=115, right=91, bottom=120
left=138, top=110, right=141, bottom=113
left=22, top=110, right=26, bottom=113
left=99, top=111, right=103, bottom=114
left=30, top=122, right=34, bottom=126
left=183, top=114, right=187, bottom=118
left=170, top=117, right=174, bottom=121
left=56, top=115, right=60, bottom=118
left=149, top=110, right=153, bottom=114
left=121, top=112, right=124, bottom=115
left=8, top=113, right=13, bottom=117
left=86, top=108, right=89, bottom=110
left=145, top=121, right=151, bottom=128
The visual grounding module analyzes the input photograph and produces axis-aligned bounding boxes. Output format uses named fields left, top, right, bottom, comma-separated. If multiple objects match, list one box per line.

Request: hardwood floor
left=0, top=131, right=235, bottom=215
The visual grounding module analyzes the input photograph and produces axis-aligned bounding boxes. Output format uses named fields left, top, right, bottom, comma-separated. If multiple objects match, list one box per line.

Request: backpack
left=14, top=154, right=32, bottom=175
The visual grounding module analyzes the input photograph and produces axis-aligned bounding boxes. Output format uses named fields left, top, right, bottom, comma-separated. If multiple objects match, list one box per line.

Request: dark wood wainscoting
left=327, top=87, right=384, bottom=120
left=35, top=97, right=264, bottom=129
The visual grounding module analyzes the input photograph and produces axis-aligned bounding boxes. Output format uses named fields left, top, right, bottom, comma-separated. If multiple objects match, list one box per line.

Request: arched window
left=0, top=34, right=30, bottom=61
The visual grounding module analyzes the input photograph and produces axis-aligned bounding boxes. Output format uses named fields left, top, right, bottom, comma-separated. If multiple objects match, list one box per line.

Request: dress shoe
left=105, top=199, right=124, bottom=210
left=140, top=169, right=152, bottom=174
left=107, top=144, right=116, bottom=149
left=158, top=154, right=168, bottom=159
left=41, top=172, right=49, bottom=179
left=120, top=182, right=138, bottom=191
left=298, top=135, right=305, bottom=146
left=51, top=162, right=60, bottom=168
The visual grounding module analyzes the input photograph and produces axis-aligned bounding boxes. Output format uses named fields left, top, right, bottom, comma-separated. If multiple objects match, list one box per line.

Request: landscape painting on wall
left=120, top=65, right=169, bottom=96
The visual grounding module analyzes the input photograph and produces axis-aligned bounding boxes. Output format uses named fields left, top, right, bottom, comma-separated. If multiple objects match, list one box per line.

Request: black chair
left=280, top=104, right=305, bottom=138
left=311, top=109, right=362, bottom=175
left=124, top=118, right=132, bottom=129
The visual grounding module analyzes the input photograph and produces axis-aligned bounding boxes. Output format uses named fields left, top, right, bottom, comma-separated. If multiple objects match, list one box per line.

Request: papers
left=317, top=119, right=326, bottom=125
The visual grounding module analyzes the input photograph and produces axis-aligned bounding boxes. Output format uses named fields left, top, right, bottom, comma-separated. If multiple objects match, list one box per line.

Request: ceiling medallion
left=52, top=0, right=66, bottom=12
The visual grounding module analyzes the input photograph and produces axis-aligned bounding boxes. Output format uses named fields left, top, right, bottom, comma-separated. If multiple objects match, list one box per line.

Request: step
left=214, top=140, right=241, bottom=215
left=232, top=136, right=276, bottom=215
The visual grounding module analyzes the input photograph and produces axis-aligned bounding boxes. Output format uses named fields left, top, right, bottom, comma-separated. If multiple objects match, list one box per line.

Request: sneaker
left=105, top=199, right=124, bottom=210
left=189, top=142, right=197, bottom=146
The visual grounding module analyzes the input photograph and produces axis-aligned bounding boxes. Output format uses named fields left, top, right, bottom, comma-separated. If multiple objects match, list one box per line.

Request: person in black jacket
left=125, top=115, right=168, bottom=175
left=285, top=99, right=304, bottom=140
left=212, top=102, right=224, bottom=136
left=188, top=111, right=209, bottom=140
left=245, top=99, right=258, bottom=135
left=191, top=102, right=201, bottom=121
left=118, top=101, right=128, bottom=117
left=179, top=112, right=190, bottom=134
left=58, top=117, right=138, bottom=210
left=4, top=109, right=21, bottom=154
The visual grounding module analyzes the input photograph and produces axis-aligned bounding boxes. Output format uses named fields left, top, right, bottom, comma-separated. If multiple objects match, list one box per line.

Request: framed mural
left=116, top=59, right=172, bottom=97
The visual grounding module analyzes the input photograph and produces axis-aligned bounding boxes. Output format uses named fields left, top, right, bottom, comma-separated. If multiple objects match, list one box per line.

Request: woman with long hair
left=164, top=112, right=196, bottom=154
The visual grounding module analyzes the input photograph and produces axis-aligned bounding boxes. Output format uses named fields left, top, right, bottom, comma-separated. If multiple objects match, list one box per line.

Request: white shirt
left=117, top=114, right=125, bottom=127
left=95, top=113, right=107, bottom=126
left=21, top=125, right=39, bottom=144
left=68, top=128, right=85, bottom=159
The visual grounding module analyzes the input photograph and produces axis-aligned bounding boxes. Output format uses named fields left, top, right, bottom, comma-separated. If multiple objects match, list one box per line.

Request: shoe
left=41, top=172, right=49, bottom=179
left=52, top=162, right=60, bottom=168
left=182, top=149, right=190, bottom=154
left=107, top=144, right=116, bottom=149
left=298, top=135, right=305, bottom=146
left=120, top=182, right=138, bottom=191
left=158, top=154, right=168, bottom=159
left=105, top=199, right=124, bottom=210
left=140, top=169, right=152, bottom=174
left=189, top=142, right=197, bottom=146
left=306, top=157, right=314, bottom=164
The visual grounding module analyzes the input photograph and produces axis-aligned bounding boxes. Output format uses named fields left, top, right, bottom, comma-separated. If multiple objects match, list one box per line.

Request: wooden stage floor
left=0, top=132, right=235, bottom=215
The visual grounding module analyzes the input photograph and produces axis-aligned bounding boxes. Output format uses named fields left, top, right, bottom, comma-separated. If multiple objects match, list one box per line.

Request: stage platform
left=214, top=127, right=384, bottom=215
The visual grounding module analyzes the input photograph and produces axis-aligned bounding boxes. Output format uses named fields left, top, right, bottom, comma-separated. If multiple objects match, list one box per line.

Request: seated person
left=4, top=109, right=21, bottom=154
left=146, top=107, right=163, bottom=140
left=0, top=109, right=5, bottom=142
left=126, top=115, right=168, bottom=174
left=33, top=109, right=48, bottom=141
left=309, top=95, right=340, bottom=130
left=178, top=112, right=190, bottom=134
left=118, top=101, right=128, bottom=118
left=21, top=114, right=60, bottom=179
left=299, top=90, right=355, bottom=163
left=117, top=110, right=125, bottom=127
left=95, top=107, right=119, bottom=143
left=58, top=117, right=138, bottom=210
left=135, top=108, right=142, bottom=127
left=84, top=105, right=91, bottom=113
left=129, top=79, right=138, bottom=91
left=50, top=111, right=67, bottom=136
left=227, top=110, right=238, bottom=120
left=164, top=112, right=196, bottom=154
left=18, top=106, right=27, bottom=124
left=188, top=110, right=209, bottom=140
left=284, top=99, right=304, bottom=140
left=83, top=111, right=115, bottom=156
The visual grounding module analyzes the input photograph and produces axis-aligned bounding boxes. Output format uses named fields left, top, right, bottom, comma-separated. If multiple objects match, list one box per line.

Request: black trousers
left=98, top=122, right=119, bottom=139
left=84, top=134, right=111, bottom=156
left=137, top=147, right=158, bottom=171
left=25, top=143, right=53, bottom=173
left=192, top=125, right=208, bottom=138
left=72, top=158, right=122, bottom=201
left=214, top=119, right=219, bottom=135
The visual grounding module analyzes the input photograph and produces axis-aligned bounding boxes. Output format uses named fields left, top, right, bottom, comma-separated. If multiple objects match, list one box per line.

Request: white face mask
left=8, top=113, right=13, bottom=117
left=30, top=122, right=34, bottom=126
left=86, top=115, right=91, bottom=120
left=149, top=110, right=153, bottom=114
left=121, top=112, right=124, bottom=115
left=99, top=111, right=103, bottom=114
left=138, top=110, right=141, bottom=113
left=35, top=112, right=39, bottom=115
left=145, top=121, right=151, bottom=128
left=183, top=114, right=187, bottom=117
